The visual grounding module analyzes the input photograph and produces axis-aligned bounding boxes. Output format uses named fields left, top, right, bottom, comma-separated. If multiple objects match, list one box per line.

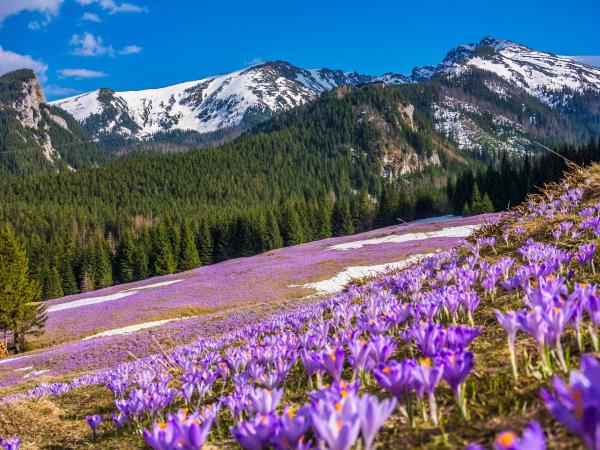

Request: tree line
left=448, top=138, right=600, bottom=215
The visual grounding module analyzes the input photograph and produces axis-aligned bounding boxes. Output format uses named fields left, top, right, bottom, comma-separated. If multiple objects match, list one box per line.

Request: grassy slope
left=2, top=165, right=600, bottom=449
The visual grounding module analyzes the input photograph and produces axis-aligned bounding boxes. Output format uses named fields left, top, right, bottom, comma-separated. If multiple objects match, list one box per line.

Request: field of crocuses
left=2, top=164, right=600, bottom=449
left=0, top=216, right=484, bottom=390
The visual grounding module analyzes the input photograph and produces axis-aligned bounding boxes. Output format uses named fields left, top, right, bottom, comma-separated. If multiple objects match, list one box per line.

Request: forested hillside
left=0, top=85, right=467, bottom=299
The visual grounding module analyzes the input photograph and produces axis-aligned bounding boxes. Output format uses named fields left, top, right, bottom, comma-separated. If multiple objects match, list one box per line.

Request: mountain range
left=48, top=37, right=600, bottom=154
left=1, top=36, right=600, bottom=177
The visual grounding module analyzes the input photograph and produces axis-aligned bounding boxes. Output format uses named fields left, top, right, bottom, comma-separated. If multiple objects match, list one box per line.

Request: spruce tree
left=115, top=231, right=136, bottom=283
left=150, top=225, right=176, bottom=275
left=332, top=198, right=354, bottom=236
left=179, top=222, right=201, bottom=270
left=481, top=193, right=494, bottom=213
left=279, top=202, right=304, bottom=246
left=42, top=264, right=63, bottom=299
left=59, top=257, right=79, bottom=296
left=94, top=238, right=113, bottom=289
left=197, top=221, right=214, bottom=265
left=469, top=183, right=483, bottom=214
left=316, top=199, right=332, bottom=239
left=136, top=228, right=151, bottom=279
left=264, top=211, right=283, bottom=250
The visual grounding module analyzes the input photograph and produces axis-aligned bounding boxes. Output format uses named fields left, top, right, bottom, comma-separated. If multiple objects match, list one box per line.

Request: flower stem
left=508, top=339, right=518, bottom=380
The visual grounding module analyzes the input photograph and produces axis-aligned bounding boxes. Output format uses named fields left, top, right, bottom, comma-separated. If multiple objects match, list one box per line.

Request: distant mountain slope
left=417, top=37, right=600, bottom=104
left=51, top=62, right=409, bottom=149
left=409, top=38, right=600, bottom=157
left=0, top=69, right=111, bottom=177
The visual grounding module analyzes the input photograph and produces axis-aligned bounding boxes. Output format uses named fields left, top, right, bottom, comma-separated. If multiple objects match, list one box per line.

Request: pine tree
left=115, top=231, right=136, bottom=283
left=179, top=222, right=201, bottom=270
left=150, top=225, right=176, bottom=275
left=0, top=224, right=46, bottom=353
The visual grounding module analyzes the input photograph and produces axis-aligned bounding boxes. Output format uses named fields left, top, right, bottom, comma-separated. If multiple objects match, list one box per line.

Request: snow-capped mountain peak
left=51, top=61, right=407, bottom=143
left=417, top=37, right=600, bottom=105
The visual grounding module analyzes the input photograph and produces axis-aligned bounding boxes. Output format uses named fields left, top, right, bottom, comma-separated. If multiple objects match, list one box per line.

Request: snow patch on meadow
left=120, top=279, right=183, bottom=292
left=47, top=279, right=184, bottom=313
left=299, top=255, right=426, bottom=295
left=47, top=291, right=138, bottom=313
left=329, top=225, right=480, bottom=251
left=84, top=316, right=193, bottom=340
left=23, top=369, right=49, bottom=379
left=0, top=355, right=32, bottom=365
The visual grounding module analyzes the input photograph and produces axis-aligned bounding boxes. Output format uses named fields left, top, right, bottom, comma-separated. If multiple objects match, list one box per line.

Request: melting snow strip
left=120, top=279, right=183, bottom=292
left=0, top=355, right=32, bottom=365
left=328, top=225, right=480, bottom=251
left=47, top=291, right=139, bottom=313
left=298, top=255, right=426, bottom=295
left=47, top=279, right=183, bottom=313
left=83, top=316, right=195, bottom=340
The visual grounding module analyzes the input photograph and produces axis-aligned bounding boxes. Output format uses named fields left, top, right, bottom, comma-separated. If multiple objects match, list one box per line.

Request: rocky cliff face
left=0, top=69, right=111, bottom=176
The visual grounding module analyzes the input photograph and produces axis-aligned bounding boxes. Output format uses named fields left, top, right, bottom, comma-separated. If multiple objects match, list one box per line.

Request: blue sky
left=1, top=0, right=600, bottom=100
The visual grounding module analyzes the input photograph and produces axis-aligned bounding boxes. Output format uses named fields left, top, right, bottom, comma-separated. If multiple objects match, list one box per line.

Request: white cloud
left=75, top=0, right=147, bottom=14
left=70, top=32, right=114, bottom=57
left=0, top=0, right=64, bottom=25
left=0, top=46, right=47, bottom=80
left=57, top=68, right=107, bottom=79
left=81, top=11, right=101, bottom=22
left=566, top=55, right=600, bottom=68
left=119, top=44, right=142, bottom=55
left=44, top=84, right=80, bottom=97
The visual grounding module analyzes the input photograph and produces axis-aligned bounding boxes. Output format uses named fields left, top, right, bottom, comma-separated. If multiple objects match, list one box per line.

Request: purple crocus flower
left=348, top=338, right=375, bottom=376
left=493, top=421, right=546, bottom=450
left=541, top=354, right=600, bottom=450
left=231, top=413, right=279, bottom=450
left=369, top=334, right=396, bottom=364
left=271, top=406, right=311, bottom=449
left=250, top=387, right=284, bottom=414
left=111, top=412, right=128, bottom=431
left=0, top=439, right=20, bottom=450
left=318, top=347, right=345, bottom=382
left=374, top=360, right=416, bottom=401
left=311, top=395, right=361, bottom=450
left=440, top=350, right=473, bottom=418
left=85, top=415, right=103, bottom=440
left=409, top=322, right=442, bottom=357
left=577, top=243, right=596, bottom=273
left=412, top=358, right=443, bottom=425
left=357, top=394, right=396, bottom=450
